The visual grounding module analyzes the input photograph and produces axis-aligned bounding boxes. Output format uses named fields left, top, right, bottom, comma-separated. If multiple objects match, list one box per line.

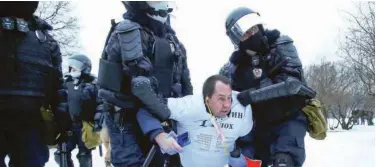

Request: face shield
left=67, top=58, right=85, bottom=72
left=145, top=1, right=175, bottom=23
left=227, top=12, right=263, bottom=45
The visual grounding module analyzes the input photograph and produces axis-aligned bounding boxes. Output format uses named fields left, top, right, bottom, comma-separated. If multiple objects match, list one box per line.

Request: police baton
left=142, top=145, right=157, bottom=167
left=58, top=130, right=72, bottom=167
left=99, top=145, right=103, bottom=157
left=60, top=142, right=69, bottom=167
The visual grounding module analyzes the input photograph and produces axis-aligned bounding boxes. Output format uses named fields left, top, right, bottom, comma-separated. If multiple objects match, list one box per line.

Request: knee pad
left=54, top=149, right=60, bottom=156
left=77, top=151, right=93, bottom=167
left=54, top=150, right=62, bottom=164
left=77, top=150, right=92, bottom=156
left=77, top=150, right=92, bottom=160
left=54, top=151, right=73, bottom=167
left=272, top=153, right=294, bottom=167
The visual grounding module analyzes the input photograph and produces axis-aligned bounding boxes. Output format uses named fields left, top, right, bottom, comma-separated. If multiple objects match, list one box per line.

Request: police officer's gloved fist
left=57, top=131, right=71, bottom=143
left=228, top=154, right=247, bottom=167
left=171, top=83, right=183, bottom=97
left=93, top=112, right=103, bottom=132
left=229, top=154, right=247, bottom=167
left=228, top=147, right=247, bottom=167
left=237, top=88, right=256, bottom=106
left=155, top=132, right=183, bottom=155
left=54, top=103, right=72, bottom=139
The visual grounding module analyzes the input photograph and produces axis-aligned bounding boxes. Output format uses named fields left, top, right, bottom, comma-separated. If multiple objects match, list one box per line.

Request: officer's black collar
left=264, top=29, right=281, bottom=46
left=32, top=16, right=53, bottom=31
left=230, top=29, right=281, bottom=66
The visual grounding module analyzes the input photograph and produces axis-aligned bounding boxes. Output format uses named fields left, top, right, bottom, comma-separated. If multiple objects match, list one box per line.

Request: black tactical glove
left=93, top=111, right=104, bottom=132
left=237, top=88, right=256, bottom=106
left=54, top=103, right=72, bottom=142
left=229, top=147, right=247, bottom=167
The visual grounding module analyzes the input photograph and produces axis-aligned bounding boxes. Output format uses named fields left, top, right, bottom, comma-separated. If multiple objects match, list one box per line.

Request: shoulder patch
left=116, top=20, right=144, bottom=61
left=271, top=35, right=294, bottom=48
left=115, top=19, right=141, bottom=33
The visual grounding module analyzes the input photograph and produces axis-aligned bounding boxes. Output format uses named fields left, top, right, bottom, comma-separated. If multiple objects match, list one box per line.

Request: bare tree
left=35, top=1, right=80, bottom=56
left=305, top=60, right=337, bottom=122
left=339, top=2, right=375, bottom=97
left=329, top=64, right=368, bottom=130
left=305, top=60, right=371, bottom=130
left=360, top=95, right=375, bottom=125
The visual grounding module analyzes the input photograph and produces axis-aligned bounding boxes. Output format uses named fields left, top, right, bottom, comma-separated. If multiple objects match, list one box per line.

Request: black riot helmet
left=0, top=1, right=39, bottom=18
left=225, top=7, right=264, bottom=47
left=122, top=1, right=174, bottom=23
left=67, top=54, right=92, bottom=74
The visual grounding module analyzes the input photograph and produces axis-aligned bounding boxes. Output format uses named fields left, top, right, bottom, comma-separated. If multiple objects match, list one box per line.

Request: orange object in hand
left=245, top=157, right=262, bottom=167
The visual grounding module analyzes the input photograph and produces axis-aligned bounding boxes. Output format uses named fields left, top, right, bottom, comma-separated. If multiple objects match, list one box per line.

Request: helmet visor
left=228, top=13, right=263, bottom=43
left=146, top=1, right=175, bottom=15
left=67, top=58, right=84, bottom=72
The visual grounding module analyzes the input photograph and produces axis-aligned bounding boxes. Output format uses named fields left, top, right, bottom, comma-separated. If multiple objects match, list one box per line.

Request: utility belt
left=98, top=89, right=138, bottom=109
left=103, top=100, right=173, bottom=133
left=102, top=101, right=138, bottom=129
left=70, top=116, right=83, bottom=128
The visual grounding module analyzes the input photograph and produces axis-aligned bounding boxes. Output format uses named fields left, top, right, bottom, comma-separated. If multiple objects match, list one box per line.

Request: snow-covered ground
left=5, top=125, right=375, bottom=167
left=304, top=125, right=375, bottom=167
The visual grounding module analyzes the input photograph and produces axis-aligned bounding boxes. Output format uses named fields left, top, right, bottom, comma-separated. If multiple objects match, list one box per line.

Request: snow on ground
left=5, top=125, right=375, bottom=167
left=304, top=125, right=375, bottom=167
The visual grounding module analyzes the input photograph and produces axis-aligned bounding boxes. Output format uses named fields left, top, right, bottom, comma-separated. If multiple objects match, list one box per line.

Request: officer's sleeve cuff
left=148, top=128, right=165, bottom=143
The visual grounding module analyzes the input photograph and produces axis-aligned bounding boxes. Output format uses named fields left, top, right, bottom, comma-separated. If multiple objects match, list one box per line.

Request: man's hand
left=155, top=132, right=183, bottom=155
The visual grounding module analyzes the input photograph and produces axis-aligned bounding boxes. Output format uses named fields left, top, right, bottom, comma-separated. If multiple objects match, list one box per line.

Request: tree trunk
left=367, top=118, right=374, bottom=125
left=334, top=120, right=340, bottom=129
left=340, top=122, right=351, bottom=130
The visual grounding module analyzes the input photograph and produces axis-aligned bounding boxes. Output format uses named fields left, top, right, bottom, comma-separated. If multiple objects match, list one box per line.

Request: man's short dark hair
left=202, top=74, right=231, bottom=99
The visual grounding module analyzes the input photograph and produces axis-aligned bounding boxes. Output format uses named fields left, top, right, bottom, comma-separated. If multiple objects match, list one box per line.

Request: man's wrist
left=151, top=130, right=166, bottom=142
left=154, top=132, right=168, bottom=144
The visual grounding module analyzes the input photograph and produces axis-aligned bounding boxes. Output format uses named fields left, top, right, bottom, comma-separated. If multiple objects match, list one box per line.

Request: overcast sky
left=69, top=0, right=354, bottom=93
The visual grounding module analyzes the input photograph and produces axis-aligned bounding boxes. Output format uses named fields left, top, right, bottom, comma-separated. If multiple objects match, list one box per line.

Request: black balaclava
left=122, top=2, right=173, bottom=37
left=239, top=24, right=282, bottom=56
left=239, top=24, right=266, bottom=54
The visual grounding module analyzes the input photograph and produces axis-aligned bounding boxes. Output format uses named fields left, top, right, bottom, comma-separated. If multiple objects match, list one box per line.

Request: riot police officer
left=97, top=1, right=193, bottom=167
left=220, top=7, right=311, bottom=167
left=0, top=1, right=70, bottom=167
left=54, top=54, right=100, bottom=167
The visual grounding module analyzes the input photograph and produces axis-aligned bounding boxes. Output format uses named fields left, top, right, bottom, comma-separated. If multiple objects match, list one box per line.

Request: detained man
left=136, top=74, right=254, bottom=167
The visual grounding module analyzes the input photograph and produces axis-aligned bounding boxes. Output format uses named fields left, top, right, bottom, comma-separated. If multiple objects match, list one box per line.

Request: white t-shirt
left=167, top=91, right=253, bottom=167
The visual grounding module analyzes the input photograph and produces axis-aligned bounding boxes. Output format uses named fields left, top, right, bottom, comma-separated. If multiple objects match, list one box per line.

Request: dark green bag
left=40, top=106, right=58, bottom=146
left=302, top=99, right=327, bottom=140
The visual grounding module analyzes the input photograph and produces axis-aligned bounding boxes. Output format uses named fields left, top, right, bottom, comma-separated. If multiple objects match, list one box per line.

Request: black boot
left=54, top=149, right=74, bottom=167
left=76, top=150, right=92, bottom=167
left=272, top=153, right=294, bottom=167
